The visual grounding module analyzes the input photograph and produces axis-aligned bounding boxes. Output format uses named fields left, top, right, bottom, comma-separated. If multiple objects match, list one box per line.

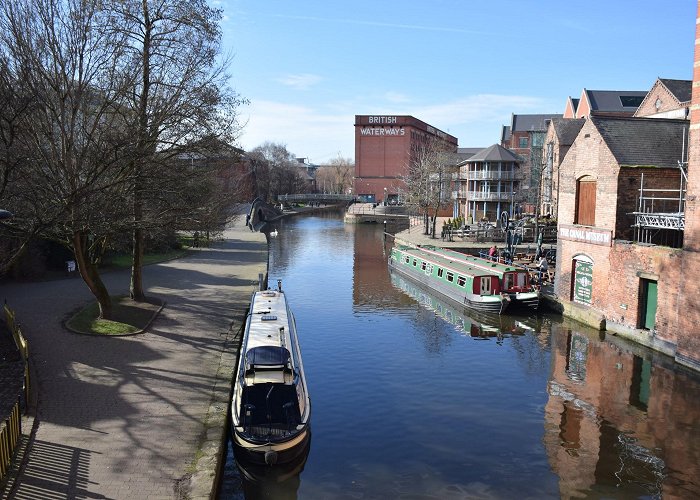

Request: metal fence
left=1, top=304, right=29, bottom=484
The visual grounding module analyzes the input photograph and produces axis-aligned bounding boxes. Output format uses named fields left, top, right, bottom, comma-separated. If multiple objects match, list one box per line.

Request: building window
left=574, top=177, right=596, bottom=225
left=519, top=137, right=528, bottom=148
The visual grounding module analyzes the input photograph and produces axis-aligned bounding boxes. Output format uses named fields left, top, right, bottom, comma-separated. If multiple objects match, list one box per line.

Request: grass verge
left=107, top=248, right=189, bottom=269
left=66, top=295, right=163, bottom=335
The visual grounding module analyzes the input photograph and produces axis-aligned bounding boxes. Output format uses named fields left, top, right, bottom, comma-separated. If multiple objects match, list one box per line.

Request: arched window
left=574, top=176, right=596, bottom=225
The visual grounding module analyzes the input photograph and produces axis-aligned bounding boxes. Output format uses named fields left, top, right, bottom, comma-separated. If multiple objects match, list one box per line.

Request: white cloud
left=236, top=93, right=559, bottom=161
left=237, top=100, right=354, bottom=163
left=277, top=73, right=323, bottom=90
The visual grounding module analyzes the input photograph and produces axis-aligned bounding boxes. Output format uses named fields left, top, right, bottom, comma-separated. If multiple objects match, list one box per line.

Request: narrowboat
left=230, top=280, right=311, bottom=465
left=390, top=270, right=535, bottom=339
left=419, top=245, right=540, bottom=310
left=388, top=245, right=510, bottom=314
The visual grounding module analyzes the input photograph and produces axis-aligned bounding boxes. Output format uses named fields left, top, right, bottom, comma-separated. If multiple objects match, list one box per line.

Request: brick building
left=563, top=89, right=647, bottom=119
left=500, top=113, right=560, bottom=211
left=541, top=118, right=585, bottom=219
left=555, top=116, right=688, bottom=362
left=634, top=78, right=691, bottom=119
left=354, top=115, right=458, bottom=203
left=676, top=1, right=700, bottom=370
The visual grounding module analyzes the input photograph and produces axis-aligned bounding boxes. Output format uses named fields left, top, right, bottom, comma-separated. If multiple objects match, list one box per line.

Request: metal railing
left=468, top=191, right=513, bottom=201
left=1, top=304, right=29, bottom=484
left=452, top=171, right=517, bottom=181
left=278, top=193, right=355, bottom=202
left=0, top=399, right=21, bottom=483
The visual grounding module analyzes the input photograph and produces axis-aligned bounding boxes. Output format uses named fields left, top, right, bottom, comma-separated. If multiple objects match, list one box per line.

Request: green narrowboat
left=388, top=245, right=510, bottom=314
left=419, top=245, right=540, bottom=310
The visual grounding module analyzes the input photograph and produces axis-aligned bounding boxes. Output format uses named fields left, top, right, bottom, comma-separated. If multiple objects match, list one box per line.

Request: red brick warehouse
left=354, top=115, right=458, bottom=204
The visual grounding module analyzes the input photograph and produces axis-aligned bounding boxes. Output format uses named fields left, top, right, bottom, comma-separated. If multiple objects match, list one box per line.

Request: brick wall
left=635, top=80, right=683, bottom=117
left=676, top=1, right=700, bottom=369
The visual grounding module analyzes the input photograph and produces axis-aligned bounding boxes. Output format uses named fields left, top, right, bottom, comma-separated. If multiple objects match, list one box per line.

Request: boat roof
left=246, top=289, right=293, bottom=353
left=396, top=246, right=499, bottom=278
left=420, top=245, right=522, bottom=276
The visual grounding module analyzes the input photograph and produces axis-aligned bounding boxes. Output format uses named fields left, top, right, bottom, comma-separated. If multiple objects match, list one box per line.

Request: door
left=639, top=279, right=658, bottom=330
left=480, top=277, right=492, bottom=295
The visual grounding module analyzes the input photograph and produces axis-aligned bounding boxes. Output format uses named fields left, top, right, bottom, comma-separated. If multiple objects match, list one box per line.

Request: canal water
left=219, top=212, right=700, bottom=499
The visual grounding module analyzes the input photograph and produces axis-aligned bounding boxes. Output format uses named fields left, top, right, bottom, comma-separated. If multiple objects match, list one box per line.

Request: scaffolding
left=631, top=149, right=687, bottom=248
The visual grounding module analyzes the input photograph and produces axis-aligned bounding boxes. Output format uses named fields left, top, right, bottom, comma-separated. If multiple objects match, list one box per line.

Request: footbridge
left=277, top=193, right=356, bottom=204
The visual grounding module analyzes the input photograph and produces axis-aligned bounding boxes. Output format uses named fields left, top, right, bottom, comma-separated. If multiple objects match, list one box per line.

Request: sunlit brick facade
left=354, top=115, right=457, bottom=204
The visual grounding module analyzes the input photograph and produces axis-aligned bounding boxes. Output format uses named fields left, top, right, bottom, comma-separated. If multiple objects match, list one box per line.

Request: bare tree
left=401, top=139, right=456, bottom=237
left=0, top=0, right=134, bottom=318
left=248, top=142, right=306, bottom=202
left=107, top=0, right=245, bottom=301
left=316, top=156, right=354, bottom=194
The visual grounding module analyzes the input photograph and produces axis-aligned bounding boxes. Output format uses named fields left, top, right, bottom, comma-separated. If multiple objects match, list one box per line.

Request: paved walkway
left=0, top=220, right=267, bottom=499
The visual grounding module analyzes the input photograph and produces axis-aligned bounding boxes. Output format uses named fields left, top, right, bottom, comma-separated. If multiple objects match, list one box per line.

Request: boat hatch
left=245, top=346, right=291, bottom=368
left=261, top=315, right=278, bottom=321
left=244, top=346, right=293, bottom=384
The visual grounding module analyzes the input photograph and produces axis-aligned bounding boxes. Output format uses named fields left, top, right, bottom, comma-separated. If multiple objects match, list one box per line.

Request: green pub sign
left=573, top=260, right=593, bottom=305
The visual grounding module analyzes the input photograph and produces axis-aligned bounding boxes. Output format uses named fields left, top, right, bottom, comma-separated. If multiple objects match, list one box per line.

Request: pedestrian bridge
left=278, top=193, right=356, bottom=203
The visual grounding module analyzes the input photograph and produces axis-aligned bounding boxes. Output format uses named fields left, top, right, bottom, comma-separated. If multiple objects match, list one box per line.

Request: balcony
left=468, top=191, right=513, bottom=201
left=452, top=171, right=517, bottom=181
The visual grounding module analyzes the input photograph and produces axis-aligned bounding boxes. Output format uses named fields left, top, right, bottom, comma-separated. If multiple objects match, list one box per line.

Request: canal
left=220, top=212, right=700, bottom=499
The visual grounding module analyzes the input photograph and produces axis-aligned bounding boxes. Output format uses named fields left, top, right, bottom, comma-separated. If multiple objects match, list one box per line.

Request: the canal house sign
left=559, top=225, right=612, bottom=246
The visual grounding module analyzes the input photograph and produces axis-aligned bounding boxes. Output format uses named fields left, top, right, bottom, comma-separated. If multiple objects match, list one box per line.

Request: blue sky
left=217, top=0, right=697, bottom=163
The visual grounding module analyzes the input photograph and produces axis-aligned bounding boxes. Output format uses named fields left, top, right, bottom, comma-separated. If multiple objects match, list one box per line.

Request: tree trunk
left=130, top=169, right=146, bottom=301
left=130, top=6, right=151, bottom=302
left=130, top=225, right=145, bottom=301
left=72, top=232, right=112, bottom=320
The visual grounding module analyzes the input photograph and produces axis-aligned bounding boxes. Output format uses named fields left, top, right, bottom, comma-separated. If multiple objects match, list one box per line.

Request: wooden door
left=575, top=179, right=596, bottom=225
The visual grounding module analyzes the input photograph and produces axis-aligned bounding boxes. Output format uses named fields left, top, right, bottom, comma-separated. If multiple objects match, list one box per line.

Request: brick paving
left=0, top=220, right=267, bottom=499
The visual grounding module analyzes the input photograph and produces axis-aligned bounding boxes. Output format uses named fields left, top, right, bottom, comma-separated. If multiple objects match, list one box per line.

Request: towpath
left=0, top=220, right=266, bottom=499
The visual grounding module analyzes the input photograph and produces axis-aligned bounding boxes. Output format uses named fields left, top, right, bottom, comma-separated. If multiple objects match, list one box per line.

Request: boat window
left=480, top=276, right=492, bottom=295
left=504, top=273, right=515, bottom=290
left=421, top=261, right=427, bottom=271
left=437, top=268, right=444, bottom=278
left=413, top=259, right=417, bottom=267
left=446, top=272, right=454, bottom=282
left=404, top=255, right=410, bottom=264
left=518, top=272, right=527, bottom=287
left=457, top=276, right=466, bottom=287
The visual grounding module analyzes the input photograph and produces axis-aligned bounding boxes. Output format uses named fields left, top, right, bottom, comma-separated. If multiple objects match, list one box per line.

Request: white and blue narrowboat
left=230, top=280, right=310, bottom=465
left=389, top=245, right=510, bottom=314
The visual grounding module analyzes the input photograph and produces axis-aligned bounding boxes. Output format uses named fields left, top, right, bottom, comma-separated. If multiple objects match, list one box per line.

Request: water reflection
left=234, top=442, right=310, bottom=500
left=544, top=326, right=700, bottom=498
left=389, top=269, right=535, bottom=341
left=219, top=214, right=700, bottom=499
